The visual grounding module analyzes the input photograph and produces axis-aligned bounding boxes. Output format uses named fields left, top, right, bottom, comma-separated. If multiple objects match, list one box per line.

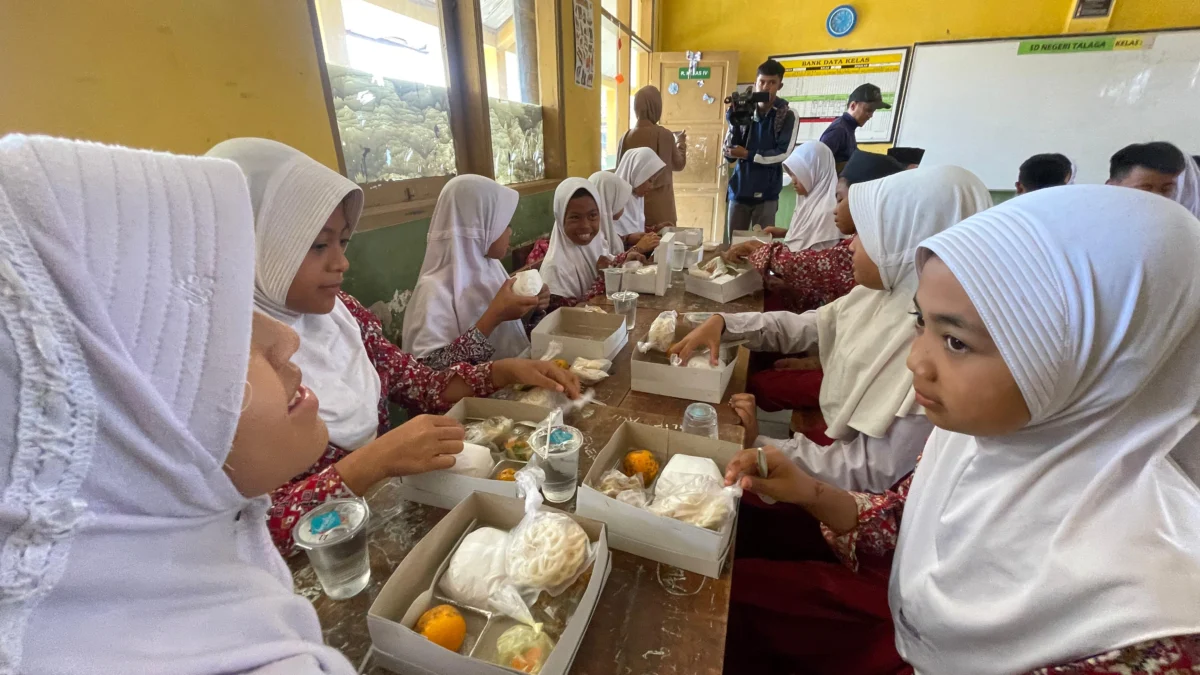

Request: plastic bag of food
left=633, top=264, right=657, bottom=275
left=537, top=340, right=564, bottom=362
left=570, top=357, right=611, bottom=384
left=646, top=454, right=742, bottom=531
left=438, top=526, right=510, bottom=609
left=669, top=349, right=721, bottom=369
left=506, top=468, right=595, bottom=599
left=464, top=416, right=515, bottom=451
left=595, top=468, right=648, bottom=508
left=501, top=426, right=535, bottom=462
left=492, top=624, right=555, bottom=674
left=512, top=269, right=544, bottom=297
left=580, top=305, right=607, bottom=313
left=688, top=256, right=729, bottom=280
left=637, top=310, right=677, bottom=353
left=447, top=442, right=496, bottom=478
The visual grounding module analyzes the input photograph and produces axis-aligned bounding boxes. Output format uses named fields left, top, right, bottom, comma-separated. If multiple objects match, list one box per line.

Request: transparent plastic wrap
left=447, top=442, right=496, bottom=478
left=512, top=269, right=544, bottom=297
left=506, top=468, right=595, bottom=601
left=688, top=256, right=729, bottom=280
left=463, top=416, right=515, bottom=452
left=637, top=310, right=677, bottom=353
left=595, top=468, right=649, bottom=508
left=492, top=624, right=555, bottom=674
left=438, top=527, right=510, bottom=609
left=569, top=357, right=612, bottom=384
left=668, top=349, right=721, bottom=369
left=646, top=454, right=741, bottom=531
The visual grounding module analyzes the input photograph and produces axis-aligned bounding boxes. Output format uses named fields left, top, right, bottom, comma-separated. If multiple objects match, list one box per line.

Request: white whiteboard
left=896, top=30, right=1200, bottom=190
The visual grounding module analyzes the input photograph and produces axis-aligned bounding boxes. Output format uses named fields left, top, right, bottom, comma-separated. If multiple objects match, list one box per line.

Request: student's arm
left=752, top=110, right=799, bottom=165
left=720, top=309, right=821, bottom=355
left=415, top=327, right=497, bottom=370
left=748, top=241, right=855, bottom=304
left=764, top=415, right=930, bottom=493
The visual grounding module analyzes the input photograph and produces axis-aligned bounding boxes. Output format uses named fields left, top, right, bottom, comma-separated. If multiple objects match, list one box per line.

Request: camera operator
left=723, top=59, right=798, bottom=243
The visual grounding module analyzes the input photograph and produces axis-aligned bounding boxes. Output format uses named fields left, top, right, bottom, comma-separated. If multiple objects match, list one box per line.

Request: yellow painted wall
left=0, top=0, right=339, bottom=169
left=661, top=0, right=1200, bottom=84
left=561, top=0, right=602, bottom=176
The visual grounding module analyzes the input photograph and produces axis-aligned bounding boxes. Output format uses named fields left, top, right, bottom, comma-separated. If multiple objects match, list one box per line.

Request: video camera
left=724, top=86, right=772, bottom=129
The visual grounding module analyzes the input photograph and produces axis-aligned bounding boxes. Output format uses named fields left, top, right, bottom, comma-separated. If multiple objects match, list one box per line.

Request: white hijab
left=207, top=138, right=381, bottom=452
left=817, top=166, right=992, bottom=440
left=894, top=185, right=1200, bottom=675
left=590, top=171, right=635, bottom=257
left=0, top=135, right=353, bottom=674
left=540, top=178, right=609, bottom=299
left=1174, top=147, right=1200, bottom=219
left=402, top=175, right=528, bottom=359
left=613, top=148, right=666, bottom=238
left=780, top=142, right=842, bottom=251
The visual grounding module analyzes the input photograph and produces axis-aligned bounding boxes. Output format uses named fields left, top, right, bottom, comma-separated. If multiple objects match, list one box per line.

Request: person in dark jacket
left=724, top=59, right=799, bottom=242
left=819, top=83, right=891, bottom=168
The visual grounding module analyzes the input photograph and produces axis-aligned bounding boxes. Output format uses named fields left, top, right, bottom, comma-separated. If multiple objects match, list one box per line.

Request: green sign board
left=1018, top=34, right=1148, bottom=55
left=678, top=66, right=711, bottom=80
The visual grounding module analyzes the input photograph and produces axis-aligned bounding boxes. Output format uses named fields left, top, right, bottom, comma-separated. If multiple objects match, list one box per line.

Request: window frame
left=308, top=0, right=567, bottom=230
left=598, top=0, right=653, bottom=169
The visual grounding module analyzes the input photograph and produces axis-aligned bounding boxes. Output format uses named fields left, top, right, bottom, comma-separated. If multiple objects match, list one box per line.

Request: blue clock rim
left=827, top=5, right=857, bottom=38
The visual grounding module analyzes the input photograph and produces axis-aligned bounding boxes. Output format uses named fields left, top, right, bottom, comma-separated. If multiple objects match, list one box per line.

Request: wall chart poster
left=769, top=47, right=910, bottom=144
left=573, top=0, right=595, bottom=89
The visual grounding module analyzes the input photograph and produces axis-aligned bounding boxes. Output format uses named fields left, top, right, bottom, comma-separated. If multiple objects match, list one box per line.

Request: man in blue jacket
left=724, top=59, right=798, bottom=242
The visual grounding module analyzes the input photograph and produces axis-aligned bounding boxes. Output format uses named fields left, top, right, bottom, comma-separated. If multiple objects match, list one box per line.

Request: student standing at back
left=1106, top=141, right=1187, bottom=198
left=818, top=83, right=891, bottom=168
left=724, top=59, right=799, bottom=242
left=618, top=85, right=688, bottom=229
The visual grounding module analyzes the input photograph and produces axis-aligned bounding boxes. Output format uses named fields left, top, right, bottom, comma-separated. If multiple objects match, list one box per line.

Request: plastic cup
left=682, top=402, right=719, bottom=439
left=293, top=498, right=371, bottom=600
left=603, top=267, right=625, bottom=298
left=610, top=290, right=638, bottom=330
left=529, top=425, right=583, bottom=503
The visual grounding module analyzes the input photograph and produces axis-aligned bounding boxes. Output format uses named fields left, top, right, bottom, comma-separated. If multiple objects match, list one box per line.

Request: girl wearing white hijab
left=589, top=170, right=634, bottom=257
left=207, top=139, right=579, bottom=552
left=676, top=166, right=993, bottom=493
left=402, top=175, right=546, bottom=363
left=539, top=178, right=645, bottom=308
left=730, top=185, right=1200, bottom=674
left=612, top=147, right=668, bottom=247
left=765, top=142, right=842, bottom=252
left=1174, top=147, right=1200, bottom=219
left=0, top=134, right=353, bottom=673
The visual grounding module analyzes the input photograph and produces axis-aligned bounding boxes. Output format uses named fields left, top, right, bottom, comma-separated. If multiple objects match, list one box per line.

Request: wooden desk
left=301, top=279, right=765, bottom=675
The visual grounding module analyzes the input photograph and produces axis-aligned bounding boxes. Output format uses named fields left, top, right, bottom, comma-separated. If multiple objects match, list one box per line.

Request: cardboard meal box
left=576, top=421, right=741, bottom=578
left=368, top=492, right=612, bottom=675
left=629, top=322, right=737, bottom=404
left=730, top=229, right=774, bottom=245
left=531, top=307, right=628, bottom=362
left=399, top=398, right=552, bottom=509
left=621, top=230, right=674, bottom=296
left=685, top=267, right=763, bottom=304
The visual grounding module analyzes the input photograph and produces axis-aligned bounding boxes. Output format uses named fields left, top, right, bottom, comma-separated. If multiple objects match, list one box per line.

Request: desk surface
left=298, top=277, right=764, bottom=675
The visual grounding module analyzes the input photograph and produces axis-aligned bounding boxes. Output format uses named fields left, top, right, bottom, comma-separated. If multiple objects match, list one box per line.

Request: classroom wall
left=0, top=0, right=340, bottom=169
left=561, top=0, right=603, bottom=177
left=660, top=0, right=1200, bottom=84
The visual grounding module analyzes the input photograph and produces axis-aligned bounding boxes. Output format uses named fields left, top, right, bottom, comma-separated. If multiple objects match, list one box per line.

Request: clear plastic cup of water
left=682, top=402, right=719, bottom=439
left=528, top=425, right=583, bottom=503
left=669, top=241, right=690, bottom=272
left=603, top=267, right=625, bottom=298
left=293, top=498, right=371, bottom=600
left=610, top=290, right=638, bottom=330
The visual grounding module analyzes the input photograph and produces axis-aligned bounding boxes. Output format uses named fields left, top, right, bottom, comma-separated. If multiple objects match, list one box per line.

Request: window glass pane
left=316, top=0, right=456, bottom=183
left=629, top=41, right=649, bottom=128
left=482, top=0, right=545, bottom=185
left=631, top=0, right=652, bottom=43
left=601, top=0, right=618, bottom=17
left=600, top=16, right=620, bottom=170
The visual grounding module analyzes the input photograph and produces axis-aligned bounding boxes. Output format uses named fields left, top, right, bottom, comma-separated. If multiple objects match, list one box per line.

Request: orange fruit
left=416, top=604, right=467, bottom=652
left=496, top=468, right=517, bottom=481
left=622, top=449, right=660, bottom=485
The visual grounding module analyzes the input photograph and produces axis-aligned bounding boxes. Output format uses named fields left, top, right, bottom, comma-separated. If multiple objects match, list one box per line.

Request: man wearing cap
left=819, top=83, right=891, bottom=167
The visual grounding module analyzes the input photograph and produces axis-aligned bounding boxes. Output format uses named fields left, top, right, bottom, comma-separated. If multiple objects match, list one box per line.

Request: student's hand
left=668, top=315, right=725, bottom=366
left=774, top=356, right=820, bottom=371
left=649, top=221, right=673, bottom=233
left=762, top=226, right=788, bottom=238
left=675, top=130, right=688, bottom=147
left=727, top=146, right=749, bottom=160
left=625, top=232, right=646, bottom=247
left=624, top=251, right=648, bottom=264
left=723, top=240, right=766, bottom=263
left=483, top=278, right=541, bottom=326
left=337, top=415, right=466, bottom=491
left=536, top=284, right=551, bottom=311
left=597, top=256, right=613, bottom=271
left=492, top=358, right=582, bottom=400
left=724, top=446, right=821, bottom=505
left=729, top=393, right=759, bottom=448
left=634, top=232, right=661, bottom=253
